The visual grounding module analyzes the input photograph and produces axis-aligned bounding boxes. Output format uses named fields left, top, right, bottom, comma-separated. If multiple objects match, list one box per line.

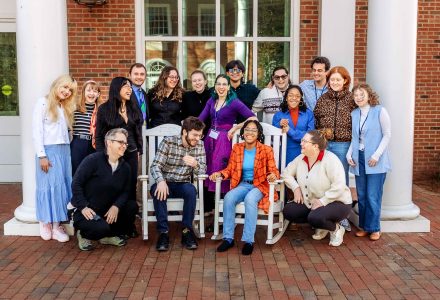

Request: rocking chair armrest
left=138, top=175, right=149, bottom=181
left=196, top=174, right=208, bottom=180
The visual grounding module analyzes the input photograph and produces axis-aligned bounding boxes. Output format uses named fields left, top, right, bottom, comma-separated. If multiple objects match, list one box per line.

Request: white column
left=4, top=0, right=69, bottom=235
left=319, top=0, right=355, bottom=80
left=366, top=0, right=422, bottom=221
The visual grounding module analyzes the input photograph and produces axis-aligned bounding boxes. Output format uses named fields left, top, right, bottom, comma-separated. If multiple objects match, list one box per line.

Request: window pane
left=183, top=0, right=216, bottom=36
left=257, top=42, right=289, bottom=88
left=145, top=41, right=178, bottom=89
left=220, top=41, right=253, bottom=83
left=145, top=1, right=177, bottom=36
left=0, top=32, right=18, bottom=116
left=183, top=42, right=216, bottom=89
left=221, top=0, right=253, bottom=37
left=258, top=0, right=290, bottom=37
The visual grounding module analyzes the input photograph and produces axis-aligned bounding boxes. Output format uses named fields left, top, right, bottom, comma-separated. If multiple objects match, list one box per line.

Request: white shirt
left=252, top=86, right=284, bottom=124
left=282, top=150, right=352, bottom=208
left=32, top=97, right=70, bottom=157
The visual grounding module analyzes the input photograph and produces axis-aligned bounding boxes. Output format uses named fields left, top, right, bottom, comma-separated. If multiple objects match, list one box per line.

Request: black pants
left=283, top=201, right=352, bottom=231
left=70, top=136, right=95, bottom=176
left=73, top=201, right=138, bottom=240
left=123, top=150, right=139, bottom=217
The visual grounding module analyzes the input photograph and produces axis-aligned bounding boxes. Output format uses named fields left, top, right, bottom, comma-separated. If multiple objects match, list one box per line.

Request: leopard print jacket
left=313, top=89, right=357, bottom=142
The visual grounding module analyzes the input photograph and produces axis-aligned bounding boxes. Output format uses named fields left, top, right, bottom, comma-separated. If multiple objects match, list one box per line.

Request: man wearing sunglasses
left=71, top=128, right=138, bottom=251
left=225, top=60, right=260, bottom=123
left=299, top=56, right=331, bottom=111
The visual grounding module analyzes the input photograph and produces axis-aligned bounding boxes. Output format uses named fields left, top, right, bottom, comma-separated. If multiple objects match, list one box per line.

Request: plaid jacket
left=220, top=141, right=280, bottom=213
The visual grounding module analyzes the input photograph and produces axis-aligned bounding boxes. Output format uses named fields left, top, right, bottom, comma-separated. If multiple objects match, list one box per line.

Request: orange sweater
left=220, top=142, right=280, bottom=213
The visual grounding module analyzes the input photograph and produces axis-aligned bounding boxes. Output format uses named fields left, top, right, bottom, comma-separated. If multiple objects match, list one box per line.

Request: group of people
left=32, top=56, right=391, bottom=255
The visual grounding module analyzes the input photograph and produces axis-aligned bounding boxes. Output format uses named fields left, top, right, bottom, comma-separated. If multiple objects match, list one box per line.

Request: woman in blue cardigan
left=272, top=85, right=315, bottom=165
left=347, top=83, right=391, bottom=241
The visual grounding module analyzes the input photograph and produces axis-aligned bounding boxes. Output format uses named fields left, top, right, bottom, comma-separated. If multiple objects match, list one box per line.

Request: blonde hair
left=46, top=74, right=78, bottom=128
left=78, top=80, right=102, bottom=113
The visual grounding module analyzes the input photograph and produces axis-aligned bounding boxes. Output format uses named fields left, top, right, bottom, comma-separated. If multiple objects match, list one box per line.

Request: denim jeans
left=355, top=151, right=386, bottom=232
left=223, top=182, right=263, bottom=243
left=151, top=182, right=197, bottom=233
left=327, top=141, right=351, bottom=186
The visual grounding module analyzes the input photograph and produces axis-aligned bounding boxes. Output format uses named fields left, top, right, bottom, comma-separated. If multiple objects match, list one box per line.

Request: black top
left=231, top=83, right=260, bottom=123
left=147, top=90, right=183, bottom=128
left=95, top=102, right=143, bottom=154
left=71, top=152, right=131, bottom=216
left=182, top=89, right=211, bottom=119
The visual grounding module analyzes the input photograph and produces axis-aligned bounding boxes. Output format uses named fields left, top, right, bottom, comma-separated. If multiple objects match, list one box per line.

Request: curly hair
left=352, top=83, right=380, bottom=106
left=239, top=119, right=265, bottom=143
left=280, top=85, right=307, bottom=113
left=150, top=66, right=185, bottom=102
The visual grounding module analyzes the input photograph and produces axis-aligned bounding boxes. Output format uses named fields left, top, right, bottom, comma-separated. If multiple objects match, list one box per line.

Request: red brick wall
left=414, top=0, right=440, bottom=180
left=353, top=0, right=368, bottom=85
left=67, top=0, right=136, bottom=99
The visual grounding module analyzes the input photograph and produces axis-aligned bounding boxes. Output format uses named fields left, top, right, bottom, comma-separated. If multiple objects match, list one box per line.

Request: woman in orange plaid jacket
left=209, top=120, right=280, bottom=255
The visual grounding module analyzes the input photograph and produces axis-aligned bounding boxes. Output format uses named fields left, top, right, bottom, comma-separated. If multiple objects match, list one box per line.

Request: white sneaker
left=329, top=224, right=345, bottom=247
left=39, top=222, right=52, bottom=241
left=312, top=229, right=329, bottom=240
left=52, top=225, right=70, bottom=242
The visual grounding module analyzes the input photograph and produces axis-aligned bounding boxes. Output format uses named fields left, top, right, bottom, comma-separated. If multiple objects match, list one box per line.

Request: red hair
left=327, top=66, right=351, bottom=90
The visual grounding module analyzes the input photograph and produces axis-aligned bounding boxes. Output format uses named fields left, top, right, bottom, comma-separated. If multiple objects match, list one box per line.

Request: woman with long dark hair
left=272, top=85, right=315, bottom=165
left=198, top=74, right=256, bottom=216
left=95, top=77, right=142, bottom=237
left=147, top=66, right=185, bottom=127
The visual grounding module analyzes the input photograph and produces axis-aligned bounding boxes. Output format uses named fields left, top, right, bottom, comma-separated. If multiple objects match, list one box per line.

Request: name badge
left=209, top=129, right=219, bottom=140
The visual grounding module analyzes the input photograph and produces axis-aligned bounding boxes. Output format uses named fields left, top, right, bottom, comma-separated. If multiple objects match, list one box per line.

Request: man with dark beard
left=150, top=117, right=207, bottom=251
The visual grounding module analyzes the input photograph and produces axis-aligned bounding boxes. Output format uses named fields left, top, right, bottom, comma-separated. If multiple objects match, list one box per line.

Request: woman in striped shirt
left=70, top=80, right=101, bottom=175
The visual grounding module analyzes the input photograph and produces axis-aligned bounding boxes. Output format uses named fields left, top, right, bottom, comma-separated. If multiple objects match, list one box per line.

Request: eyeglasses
left=167, top=76, right=180, bottom=80
left=228, top=68, right=243, bottom=74
left=300, top=138, right=314, bottom=144
left=244, top=128, right=258, bottom=133
left=215, top=82, right=228, bottom=87
left=273, top=74, right=288, bottom=81
left=111, top=139, right=128, bottom=147
left=287, top=94, right=302, bottom=100
left=190, top=133, right=204, bottom=139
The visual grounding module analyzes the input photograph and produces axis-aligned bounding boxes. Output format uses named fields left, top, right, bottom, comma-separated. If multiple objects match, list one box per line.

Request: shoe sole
left=156, top=246, right=169, bottom=251
left=312, top=231, right=329, bottom=240
left=182, top=243, right=198, bottom=250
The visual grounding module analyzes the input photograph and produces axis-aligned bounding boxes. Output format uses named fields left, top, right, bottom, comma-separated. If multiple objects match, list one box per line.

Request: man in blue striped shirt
left=299, top=56, right=331, bottom=111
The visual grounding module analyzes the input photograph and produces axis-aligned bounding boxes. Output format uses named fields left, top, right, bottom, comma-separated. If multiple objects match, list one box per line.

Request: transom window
left=143, top=0, right=299, bottom=89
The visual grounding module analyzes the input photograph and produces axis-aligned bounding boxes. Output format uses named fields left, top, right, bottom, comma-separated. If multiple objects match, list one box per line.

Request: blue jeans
left=355, top=151, right=386, bottom=232
left=223, top=182, right=263, bottom=243
left=327, top=141, right=350, bottom=186
left=151, top=182, right=197, bottom=233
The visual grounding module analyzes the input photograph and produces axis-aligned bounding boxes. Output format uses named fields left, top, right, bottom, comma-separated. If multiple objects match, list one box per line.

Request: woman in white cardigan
left=282, top=130, right=352, bottom=246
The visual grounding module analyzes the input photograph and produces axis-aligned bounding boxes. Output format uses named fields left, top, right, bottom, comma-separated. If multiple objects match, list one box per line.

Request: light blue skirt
left=35, top=144, right=72, bottom=223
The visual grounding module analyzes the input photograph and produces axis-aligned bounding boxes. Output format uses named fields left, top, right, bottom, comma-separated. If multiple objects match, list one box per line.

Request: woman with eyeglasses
left=198, top=74, right=256, bottom=217
left=272, top=85, right=315, bottom=165
left=70, top=80, right=102, bottom=176
left=95, top=77, right=143, bottom=238
left=147, top=66, right=185, bottom=128
left=209, top=120, right=279, bottom=255
left=252, top=66, right=291, bottom=124
left=282, top=130, right=353, bottom=247
left=32, top=74, right=77, bottom=242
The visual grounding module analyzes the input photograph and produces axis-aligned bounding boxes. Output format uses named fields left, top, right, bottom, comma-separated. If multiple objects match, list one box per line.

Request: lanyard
left=213, top=99, right=226, bottom=128
left=314, top=83, right=325, bottom=101
left=359, top=109, right=369, bottom=137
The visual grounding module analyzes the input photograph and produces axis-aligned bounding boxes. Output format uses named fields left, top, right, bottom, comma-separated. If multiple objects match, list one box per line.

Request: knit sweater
left=282, top=150, right=352, bottom=208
